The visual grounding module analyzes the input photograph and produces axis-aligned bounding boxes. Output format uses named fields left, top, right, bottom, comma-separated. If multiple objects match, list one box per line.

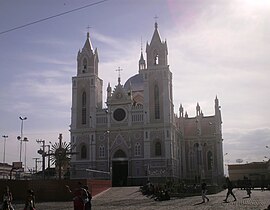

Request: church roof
left=124, top=74, right=144, bottom=92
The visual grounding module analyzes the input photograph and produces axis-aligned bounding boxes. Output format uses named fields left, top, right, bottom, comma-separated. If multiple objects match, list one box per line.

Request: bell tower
left=143, top=21, right=173, bottom=124
left=71, top=32, right=103, bottom=130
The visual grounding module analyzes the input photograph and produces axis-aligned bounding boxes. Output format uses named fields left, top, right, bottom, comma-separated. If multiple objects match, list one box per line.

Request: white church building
left=70, top=22, right=224, bottom=186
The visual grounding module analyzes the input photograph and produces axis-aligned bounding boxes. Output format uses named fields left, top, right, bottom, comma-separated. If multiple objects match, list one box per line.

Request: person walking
left=24, top=189, right=36, bottom=210
left=83, top=185, right=92, bottom=210
left=201, top=182, right=209, bottom=203
left=66, top=182, right=88, bottom=210
left=2, top=186, right=14, bottom=210
left=224, top=177, right=237, bottom=202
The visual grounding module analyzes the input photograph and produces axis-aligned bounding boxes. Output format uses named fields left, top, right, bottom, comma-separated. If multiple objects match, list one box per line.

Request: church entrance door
left=112, top=160, right=128, bottom=187
left=112, top=149, right=128, bottom=187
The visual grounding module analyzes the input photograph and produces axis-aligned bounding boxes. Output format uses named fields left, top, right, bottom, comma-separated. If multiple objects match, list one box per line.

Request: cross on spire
left=154, top=15, right=159, bottom=29
left=86, top=25, right=92, bottom=39
left=58, top=133, right=63, bottom=148
left=141, top=36, right=143, bottom=52
left=116, top=67, right=123, bottom=84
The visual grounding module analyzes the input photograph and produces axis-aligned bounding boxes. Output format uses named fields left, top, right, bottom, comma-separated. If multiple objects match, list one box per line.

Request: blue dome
left=124, top=74, right=144, bottom=92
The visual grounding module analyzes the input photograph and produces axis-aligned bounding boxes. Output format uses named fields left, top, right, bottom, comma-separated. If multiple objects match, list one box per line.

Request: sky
left=0, top=0, right=270, bottom=172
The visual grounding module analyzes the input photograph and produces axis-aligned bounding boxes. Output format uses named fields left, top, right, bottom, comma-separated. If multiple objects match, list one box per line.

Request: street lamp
left=18, top=116, right=27, bottom=162
left=2, top=135, right=8, bottom=163
left=105, top=131, right=110, bottom=173
left=23, top=137, right=29, bottom=170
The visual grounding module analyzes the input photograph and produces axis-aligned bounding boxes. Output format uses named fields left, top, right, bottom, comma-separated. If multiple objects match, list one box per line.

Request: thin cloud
left=22, top=54, right=74, bottom=66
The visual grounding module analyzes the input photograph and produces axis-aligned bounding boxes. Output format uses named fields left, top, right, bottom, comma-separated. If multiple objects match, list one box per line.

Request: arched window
left=154, top=84, right=160, bottom=119
left=113, top=149, right=127, bottom=158
left=82, top=91, right=86, bottom=106
left=99, top=145, right=105, bottom=158
left=83, top=58, right=87, bottom=72
left=189, top=151, right=194, bottom=170
left=194, top=143, right=202, bottom=165
left=207, top=151, right=213, bottom=170
left=81, top=145, right=87, bottom=159
left=135, top=142, right=141, bottom=156
left=153, top=50, right=159, bottom=65
left=155, top=142, right=161, bottom=156
left=82, top=91, right=86, bottom=124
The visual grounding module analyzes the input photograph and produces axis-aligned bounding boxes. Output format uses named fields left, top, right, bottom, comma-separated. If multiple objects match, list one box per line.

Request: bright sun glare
left=245, top=0, right=270, bottom=7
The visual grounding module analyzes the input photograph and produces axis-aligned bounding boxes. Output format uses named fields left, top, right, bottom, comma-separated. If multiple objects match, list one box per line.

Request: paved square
left=11, top=187, right=270, bottom=209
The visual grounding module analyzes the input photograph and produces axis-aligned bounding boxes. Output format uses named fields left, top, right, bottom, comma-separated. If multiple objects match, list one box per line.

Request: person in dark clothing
left=83, top=185, right=92, bottom=210
left=2, top=186, right=14, bottom=210
left=224, top=177, right=237, bottom=202
left=24, top=189, right=36, bottom=210
left=201, top=182, right=209, bottom=202
left=66, top=182, right=87, bottom=210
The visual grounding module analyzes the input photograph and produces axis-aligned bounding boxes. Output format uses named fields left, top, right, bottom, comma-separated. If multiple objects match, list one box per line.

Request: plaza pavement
left=11, top=186, right=270, bottom=210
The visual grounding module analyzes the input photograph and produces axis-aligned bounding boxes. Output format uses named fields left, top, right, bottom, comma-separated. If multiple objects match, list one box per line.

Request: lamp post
left=105, top=109, right=111, bottom=178
left=18, top=116, right=27, bottom=162
left=2, top=135, right=8, bottom=163
left=105, top=131, right=110, bottom=173
left=23, top=137, right=29, bottom=170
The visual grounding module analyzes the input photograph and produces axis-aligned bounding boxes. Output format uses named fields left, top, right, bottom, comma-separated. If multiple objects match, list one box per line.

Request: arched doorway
left=112, top=149, right=128, bottom=187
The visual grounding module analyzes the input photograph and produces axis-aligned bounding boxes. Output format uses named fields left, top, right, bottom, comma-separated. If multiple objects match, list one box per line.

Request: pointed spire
left=83, top=31, right=93, bottom=52
left=139, top=50, right=146, bottom=70
left=107, top=82, right=112, bottom=98
left=154, top=15, right=158, bottom=29
left=196, top=102, right=201, bottom=116
left=150, top=18, right=162, bottom=45
left=140, top=51, right=144, bottom=60
left=107, top=82, right=111, bottom=92
left=116, top=67, right=123, bottom=84
left=185, top=111, right=188, bottom=118
left=215, top=95, right=219, bottom=106
left=179, top=104, right=184, bottom=117
left=215, top=95, right=221, bottom=110
left=139, top=36, right=145, bottom=61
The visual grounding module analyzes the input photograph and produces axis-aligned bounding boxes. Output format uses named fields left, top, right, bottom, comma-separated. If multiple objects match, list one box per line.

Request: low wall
left=0, top=179, right=111, bottom=202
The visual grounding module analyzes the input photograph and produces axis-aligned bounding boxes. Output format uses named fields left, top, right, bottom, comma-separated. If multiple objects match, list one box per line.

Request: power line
left=0, top=0, right=109, bottom=35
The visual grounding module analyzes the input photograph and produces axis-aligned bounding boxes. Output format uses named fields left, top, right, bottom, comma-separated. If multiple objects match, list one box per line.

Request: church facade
left=70, top=22, right=224, bottom=186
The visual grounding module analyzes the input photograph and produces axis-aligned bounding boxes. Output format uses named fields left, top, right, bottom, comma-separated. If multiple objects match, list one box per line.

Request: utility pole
left=32, top=157, right=40, bottom=173
left=45, top=145, right=51, bottom=169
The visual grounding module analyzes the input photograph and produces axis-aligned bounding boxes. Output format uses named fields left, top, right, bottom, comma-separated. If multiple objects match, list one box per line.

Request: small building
left=0, top=163, right=13, bottom=180
left=228, top=160, right=270, bottom=187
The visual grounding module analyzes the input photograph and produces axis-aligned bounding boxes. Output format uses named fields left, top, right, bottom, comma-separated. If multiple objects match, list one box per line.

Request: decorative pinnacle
left=115, top=67, right=123, bottom=84
left=86, top=25, right=92, bottom=39
left=154, top=15, right=158, bottom=29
